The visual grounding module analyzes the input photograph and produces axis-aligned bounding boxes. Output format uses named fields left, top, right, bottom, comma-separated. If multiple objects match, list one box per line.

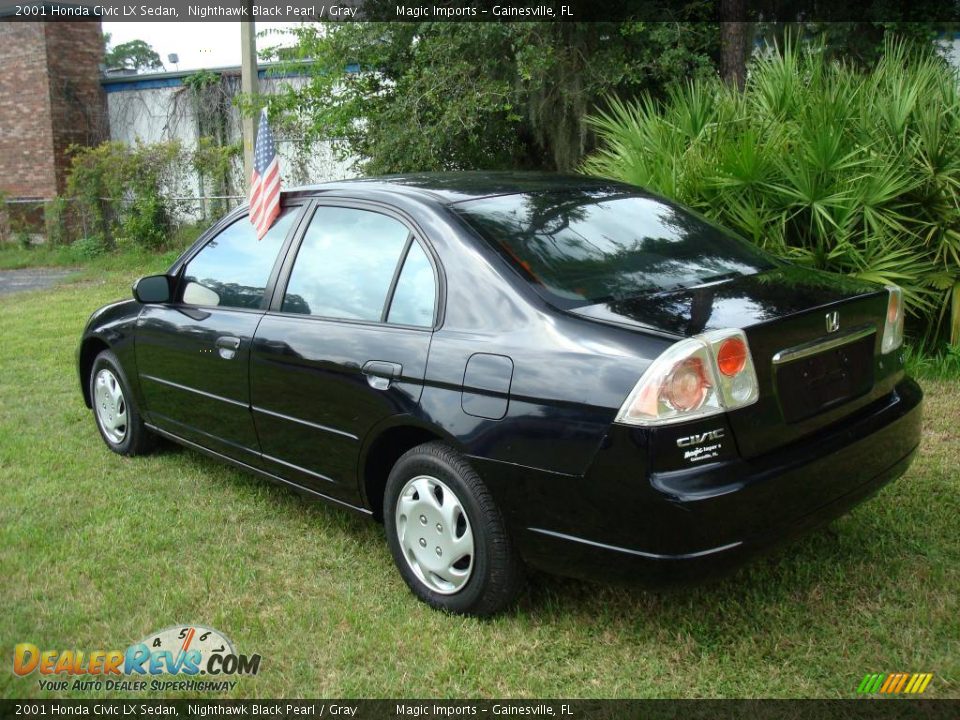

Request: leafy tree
left=755, top=21, right=949, bottom=70
left=724, top=0, right=952, bottom=82
left=259, top=18, right=719, bottom=173
left=584, top=40, right=960, bottom=346
left=104, top=37, right=164, bottom=73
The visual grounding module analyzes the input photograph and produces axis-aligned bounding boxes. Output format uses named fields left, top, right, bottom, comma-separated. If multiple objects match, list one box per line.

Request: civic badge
left=825, top=311, right=840, bottom=333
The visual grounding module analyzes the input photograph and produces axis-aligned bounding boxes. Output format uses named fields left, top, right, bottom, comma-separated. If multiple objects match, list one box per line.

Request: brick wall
left=44, top=22, right=108, bottom=194
left=0, top=23, right=56, bottom=199
left=0, top=20, right=107, bottom=200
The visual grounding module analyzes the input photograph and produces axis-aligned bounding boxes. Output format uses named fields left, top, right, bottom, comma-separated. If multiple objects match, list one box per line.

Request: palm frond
left=582, top=37, right=960, bottom=347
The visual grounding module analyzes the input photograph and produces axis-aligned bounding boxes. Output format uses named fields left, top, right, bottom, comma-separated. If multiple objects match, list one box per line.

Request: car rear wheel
left=90, top=349, right=156, bottom=456
left=384, top=442, right=524, bottom=616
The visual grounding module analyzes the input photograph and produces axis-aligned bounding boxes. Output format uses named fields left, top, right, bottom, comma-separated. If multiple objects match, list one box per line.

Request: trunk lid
left=570, top=265, right=891, bottom=458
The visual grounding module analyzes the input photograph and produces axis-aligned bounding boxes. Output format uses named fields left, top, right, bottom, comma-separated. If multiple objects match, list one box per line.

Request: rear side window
left=454, top=190, right=774, bottom=309
left=281, top=206, right=410, bottom=321
left=181, top=208, right=297, bottom=309
left=387, top=242, right=436, bottom=327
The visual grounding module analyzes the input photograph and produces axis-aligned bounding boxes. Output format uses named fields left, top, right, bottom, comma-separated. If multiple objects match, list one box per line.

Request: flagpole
left=240, top=15, right=259, bottom=193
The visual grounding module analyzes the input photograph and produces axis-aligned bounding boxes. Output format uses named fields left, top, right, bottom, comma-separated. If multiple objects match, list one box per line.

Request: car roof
left=285, top=171, right=631, bottom=205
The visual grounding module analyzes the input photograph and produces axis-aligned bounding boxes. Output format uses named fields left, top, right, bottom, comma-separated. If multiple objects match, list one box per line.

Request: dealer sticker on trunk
left=677, top=428, right=725, bottom=463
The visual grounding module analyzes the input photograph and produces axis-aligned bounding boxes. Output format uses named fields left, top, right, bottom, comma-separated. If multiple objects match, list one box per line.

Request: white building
left=103, top=63, right=355, bottom=218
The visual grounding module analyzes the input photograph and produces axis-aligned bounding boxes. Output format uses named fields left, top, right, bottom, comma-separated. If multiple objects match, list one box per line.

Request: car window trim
left=172, top=200, right=310, bottom=313
left=268, top=198, right=442, bottom=330
left=381, top=232, right=415, bottom=323
left=256, top=310, right=434, bottom=334
left=261, top=200, right=314, bottom=310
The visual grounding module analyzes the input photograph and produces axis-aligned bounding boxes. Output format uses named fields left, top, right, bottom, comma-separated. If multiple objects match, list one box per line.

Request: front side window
left=181, top=207, right=297, bottom=309
left=281, top=206, right=412, bottom=321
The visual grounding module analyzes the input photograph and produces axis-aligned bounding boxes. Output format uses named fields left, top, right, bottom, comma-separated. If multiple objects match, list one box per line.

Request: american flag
left=249, top=108, right=281, bottom=239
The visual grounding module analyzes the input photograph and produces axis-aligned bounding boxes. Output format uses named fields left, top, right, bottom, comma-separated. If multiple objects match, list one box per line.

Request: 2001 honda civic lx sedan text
left=78, top=173, right=923, bottom=616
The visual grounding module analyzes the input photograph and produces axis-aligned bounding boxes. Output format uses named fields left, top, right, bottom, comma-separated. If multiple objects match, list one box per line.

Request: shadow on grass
left=164, top=441, right=919, bottom=644
left=170, top=445, right=381, bottom=538
left=511, top=507, right=923, bottom=655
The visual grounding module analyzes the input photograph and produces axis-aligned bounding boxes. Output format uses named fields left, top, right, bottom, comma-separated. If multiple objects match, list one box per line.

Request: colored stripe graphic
left=859, top=673, right=933, bottom=694
left=857, top=674, right=881, bottom=693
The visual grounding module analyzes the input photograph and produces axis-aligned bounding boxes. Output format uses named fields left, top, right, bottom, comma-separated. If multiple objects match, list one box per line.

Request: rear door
left=136, top=205, right=305, bottom=460
left=250, top=201, right=439, bottom=504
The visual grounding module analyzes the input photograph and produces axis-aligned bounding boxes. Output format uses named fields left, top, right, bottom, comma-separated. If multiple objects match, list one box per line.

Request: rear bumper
left=496, top=377, right=923, bottom=584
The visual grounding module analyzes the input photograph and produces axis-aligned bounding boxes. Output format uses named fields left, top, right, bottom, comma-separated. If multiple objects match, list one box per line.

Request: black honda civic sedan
left=78, top=173, right=922, bottom=615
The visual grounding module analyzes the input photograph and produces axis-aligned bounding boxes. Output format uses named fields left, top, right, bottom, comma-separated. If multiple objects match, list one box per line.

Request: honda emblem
left=825, top=311, right=840, bottom=333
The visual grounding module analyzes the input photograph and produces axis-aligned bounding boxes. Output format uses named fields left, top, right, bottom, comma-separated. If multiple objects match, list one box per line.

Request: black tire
left=384, top=441, right=524, bottom=616
left=89, top=349, right=157, bottom=456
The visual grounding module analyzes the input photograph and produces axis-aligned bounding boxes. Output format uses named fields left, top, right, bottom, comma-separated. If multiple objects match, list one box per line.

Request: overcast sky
left=102, top=22, right=305, bottom=71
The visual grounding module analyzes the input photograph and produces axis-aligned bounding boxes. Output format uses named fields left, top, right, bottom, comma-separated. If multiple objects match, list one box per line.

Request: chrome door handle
left=215, top=336, right=241, bottom=360
left=362, top=360, right=402, bottom=390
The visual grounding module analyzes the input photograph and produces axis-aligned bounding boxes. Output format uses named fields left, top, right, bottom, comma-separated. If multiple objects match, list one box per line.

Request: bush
left=192, top=136, right=241, bottom=220
left=14, top=229, right=32, bottom=250
left=583, top=40, right=960, bottom=347
left=71, top=235, right=108, bottom=259
left=65, top=140, right=189, bottom=251
left=903, top=343, right=960, bottom=380
left=6, top=206, right=37, bottom=249
left=119, top=195, right=170, bottom=250
left=44, top=196, right=69, bottom=246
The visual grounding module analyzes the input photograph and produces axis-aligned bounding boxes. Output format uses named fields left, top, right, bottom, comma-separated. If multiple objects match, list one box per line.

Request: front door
left=250, top=203, right=439, bottom=503
left=136, top=206, right=303, bottom=461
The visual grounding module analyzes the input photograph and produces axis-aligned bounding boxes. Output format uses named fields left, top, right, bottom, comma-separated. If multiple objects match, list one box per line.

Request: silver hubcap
left=395, top=475, right=474, bottom=595
left=94, top=369, right=127, bottom=444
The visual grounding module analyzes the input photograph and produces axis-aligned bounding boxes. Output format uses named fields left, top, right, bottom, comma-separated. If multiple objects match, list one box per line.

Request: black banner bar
left=2, top=700, right=960, bottom=720
left=0, top=0, right=958, bottom=23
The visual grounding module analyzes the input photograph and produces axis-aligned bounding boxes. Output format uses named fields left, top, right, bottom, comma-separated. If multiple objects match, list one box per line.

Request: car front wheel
left=384, top=442, right=524, bottom=616
left=90, top=349, right=156, bottom=456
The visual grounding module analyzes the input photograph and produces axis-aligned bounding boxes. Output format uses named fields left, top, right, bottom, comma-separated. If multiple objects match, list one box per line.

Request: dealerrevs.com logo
left=13, top=625, right=261, bottom=693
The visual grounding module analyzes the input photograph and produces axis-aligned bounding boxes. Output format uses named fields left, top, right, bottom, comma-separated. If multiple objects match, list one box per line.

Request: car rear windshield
left=453, top=189, right=774, bottom=308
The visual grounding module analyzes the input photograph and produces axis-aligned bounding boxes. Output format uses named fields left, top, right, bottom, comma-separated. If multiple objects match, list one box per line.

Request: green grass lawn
left=0, top=264, right=957, bottom=700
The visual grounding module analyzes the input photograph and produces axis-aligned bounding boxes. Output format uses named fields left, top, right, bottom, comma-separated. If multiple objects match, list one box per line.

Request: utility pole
left=240, top=18, right=259, bottom=192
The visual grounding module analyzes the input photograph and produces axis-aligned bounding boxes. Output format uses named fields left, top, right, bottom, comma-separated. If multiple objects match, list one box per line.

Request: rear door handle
left=362, top=360, right=402, bottom=390
left=215, top=336, right=241, bottom=360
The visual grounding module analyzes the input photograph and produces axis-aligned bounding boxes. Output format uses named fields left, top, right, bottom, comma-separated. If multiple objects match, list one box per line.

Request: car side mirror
left=133, top=274, right=172, bottom=304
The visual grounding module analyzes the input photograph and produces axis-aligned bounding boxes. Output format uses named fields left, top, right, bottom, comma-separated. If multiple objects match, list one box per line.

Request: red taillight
left=615, top=329, right=759, bottom=426
left=662, top=358, right=710, bottom=411
left=716, top=338, right=747, bottom=376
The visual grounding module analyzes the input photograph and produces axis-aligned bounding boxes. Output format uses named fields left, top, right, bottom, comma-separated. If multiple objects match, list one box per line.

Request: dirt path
left=0, top=268, right=75, bottom=297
